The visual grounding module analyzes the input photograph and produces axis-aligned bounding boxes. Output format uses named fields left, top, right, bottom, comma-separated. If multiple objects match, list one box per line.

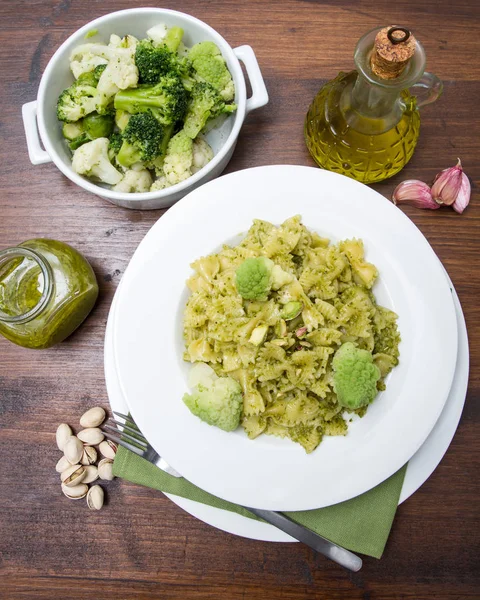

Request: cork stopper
left=370, top=26, right=416, bottom=80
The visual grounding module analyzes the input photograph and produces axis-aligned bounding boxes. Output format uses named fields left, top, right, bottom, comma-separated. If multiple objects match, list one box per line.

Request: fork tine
left=113, top=411, right=135, bottom=424
left=103, top=423, right=148, bottom=449
left=108, top=418, right=147, bottom=441
left=102, top=431, right=145, bottom=456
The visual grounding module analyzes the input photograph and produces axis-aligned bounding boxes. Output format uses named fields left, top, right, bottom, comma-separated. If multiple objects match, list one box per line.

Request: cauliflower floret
left=191, top=137, right=214, bottom=174
left=112, top=168, right=153, bottom=193
left=146, top=23, right=168, bottom=46
left=163, top=130, right=193, bottom=185
left=332, top=342, right=381, bottom=410
left=235, top=257, right=293, bottom=301
left=70, top=53, right=108, bottom=79
left=183, top=363, right=243, bottom=432
left=71, top=137, right=123, bottom=185
left=70, top=38, right=139, bottom=98
left=188, top=41, right=235, bottom=101
left=150, top=176, right=169, bottom=192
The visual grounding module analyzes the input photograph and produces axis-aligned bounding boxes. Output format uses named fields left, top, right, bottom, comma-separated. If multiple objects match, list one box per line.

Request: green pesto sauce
left=84, top=29, right=98, bottom=39
left=0, top=239, right=98, bottom=349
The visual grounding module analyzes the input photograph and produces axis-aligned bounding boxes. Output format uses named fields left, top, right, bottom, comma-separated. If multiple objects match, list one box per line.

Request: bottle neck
left=348, top=72, right=404, bottom=133
left=0, top=247, right=53, bottom=324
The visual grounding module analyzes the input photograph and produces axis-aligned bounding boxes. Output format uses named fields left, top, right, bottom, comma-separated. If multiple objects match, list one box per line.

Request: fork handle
left=246, top=507, right=362, bottom=571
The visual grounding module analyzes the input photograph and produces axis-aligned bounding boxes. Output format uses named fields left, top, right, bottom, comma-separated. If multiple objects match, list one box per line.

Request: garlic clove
left=431, top=158, right=463, bottom=206
left=392, top=180, right=439, bottom=209
left=452, top=172, right=471, bottom=214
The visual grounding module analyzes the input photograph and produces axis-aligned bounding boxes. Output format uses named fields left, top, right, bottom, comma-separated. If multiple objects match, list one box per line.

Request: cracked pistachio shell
left=77, top=428, right=104, bottom=445
left=55, top=455, right=73, bottom=473
left=62, top=482, right=88, bottom=499
left=80, top=446, right=98, bottom=466
left=61, top=464, right=87, bottom=487
left=56, top=423, right=73, bottom=451
left=87, top=485, right=104, bottom=510
left=83, top=465, right=99, bottom=484
left=64, top=436, right=84, bottom=464
left=99, top=440, right=117, bottom=460
left=98, top=458, right=114, bottom=481
left=80, top=407, right=106, bottom=429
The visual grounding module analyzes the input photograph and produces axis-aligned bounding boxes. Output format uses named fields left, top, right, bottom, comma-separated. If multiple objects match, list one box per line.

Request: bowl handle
left=233, top=45, right=269, bottom=115
left=22, top=101, right=52, bottom=165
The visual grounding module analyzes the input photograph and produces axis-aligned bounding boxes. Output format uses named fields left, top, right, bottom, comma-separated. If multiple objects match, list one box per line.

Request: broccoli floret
left=183, top=81, right=235, bottom=139
left=116, top=111, right=172, bottom=168
left=114, top=74, right=188, bottom=125
left=108, top=132, right=123, bottom=161
left=183, top=363, right=243, bottom=432
left=135, top=39, right=177, bottom=84
left=57, top=81, right=100, bottom=123
left=235, top=257, right=293, bottom=301
left=188, top=41, right=235, bottom=101
left=332, top=342, right=381, bottom=410
left=71, top=137, right=123, bottom=185
left=162, top=129, right=193, bottom=185
left=57, top=65, right=112, bottom=123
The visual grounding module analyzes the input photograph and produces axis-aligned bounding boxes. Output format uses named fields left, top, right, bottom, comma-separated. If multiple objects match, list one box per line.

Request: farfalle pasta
left=183, top=216, right=400, bottom=453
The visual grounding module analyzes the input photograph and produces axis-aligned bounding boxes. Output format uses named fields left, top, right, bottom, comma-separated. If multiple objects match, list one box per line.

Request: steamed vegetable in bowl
left=56, top=24, right=236, bottom=193
left=182, top=216, right=400, bottom=453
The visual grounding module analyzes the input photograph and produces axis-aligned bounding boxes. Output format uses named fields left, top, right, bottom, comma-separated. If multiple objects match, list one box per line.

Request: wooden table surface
left=1, top=0, right=479, bottom=598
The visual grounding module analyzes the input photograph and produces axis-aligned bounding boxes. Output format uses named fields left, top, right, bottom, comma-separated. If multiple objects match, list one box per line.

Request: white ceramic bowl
left=22, top=8, right=268, bottom=210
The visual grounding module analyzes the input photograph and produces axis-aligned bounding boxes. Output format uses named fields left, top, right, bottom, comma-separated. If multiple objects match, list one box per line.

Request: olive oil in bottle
left=305, top=26, right=443, bottom=184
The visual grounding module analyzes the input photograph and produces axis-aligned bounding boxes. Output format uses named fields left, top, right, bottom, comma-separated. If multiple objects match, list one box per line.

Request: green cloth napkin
left=113, top=446, right=407, bottom=558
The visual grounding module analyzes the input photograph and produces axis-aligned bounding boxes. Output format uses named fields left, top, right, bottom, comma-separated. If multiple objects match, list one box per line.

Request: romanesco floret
left=235, top=257, right=293, bottom=301
left=332, top=342, right=381, bottom=410
left=162, top=129, right=193, bottom=185
left=183, top=363, right=243, bottom=432
left=188, top=41, right=235, bottom=101
left=71, top=137, right=123, bottom=185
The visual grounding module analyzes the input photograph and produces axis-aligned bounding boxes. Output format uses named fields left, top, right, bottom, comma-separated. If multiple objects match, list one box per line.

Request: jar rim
left=0, top=247, right=53, bottom=323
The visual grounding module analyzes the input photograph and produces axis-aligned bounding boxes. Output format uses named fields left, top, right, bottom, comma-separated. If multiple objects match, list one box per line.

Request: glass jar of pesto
left=0, top=239, right=98, bottom=349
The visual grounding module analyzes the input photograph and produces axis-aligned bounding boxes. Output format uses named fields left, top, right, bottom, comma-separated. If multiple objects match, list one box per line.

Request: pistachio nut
left=98, top=458, right=114, bottom=481
left=80, top=446, right=98, bottom=466
left=64, top=436, right=84, bottom=464
left=99, top=440, right=117, bottom=460
left=55, top=455, right=73, bottom=473
left=56, top=423, right=73, bottom=451
left=77, top=427, right=104, bottom=445
left=80, top=407, right=106, bottom=429
left=83, top=465, right=99, bottom=484
left=61, top=482, right=88, bottom=500
left=86, top=485, right=104, bottom=510
left=61, top=464, right=87, bottom=487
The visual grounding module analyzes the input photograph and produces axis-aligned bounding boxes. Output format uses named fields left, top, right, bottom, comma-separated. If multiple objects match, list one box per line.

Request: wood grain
left=0, top=0, right=479, bottom=598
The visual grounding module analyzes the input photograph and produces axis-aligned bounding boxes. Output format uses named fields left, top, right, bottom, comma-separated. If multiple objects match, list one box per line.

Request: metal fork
left=103, top=412, right=362, bottom=572
left=103, top=411, right=182, bottom=477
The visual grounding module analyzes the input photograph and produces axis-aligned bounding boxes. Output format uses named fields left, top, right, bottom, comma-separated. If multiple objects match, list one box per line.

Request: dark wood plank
left=0, top=0, right=479, bottom=598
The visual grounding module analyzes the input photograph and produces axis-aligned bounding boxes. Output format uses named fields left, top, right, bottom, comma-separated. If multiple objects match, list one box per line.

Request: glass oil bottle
left=305, top=26, right=443, bottom=184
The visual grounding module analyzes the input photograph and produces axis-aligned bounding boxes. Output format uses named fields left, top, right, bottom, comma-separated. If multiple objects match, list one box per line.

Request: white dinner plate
left=105, top=268, right=468, bottom=542
left=112, top=166, right=458, bottom=511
